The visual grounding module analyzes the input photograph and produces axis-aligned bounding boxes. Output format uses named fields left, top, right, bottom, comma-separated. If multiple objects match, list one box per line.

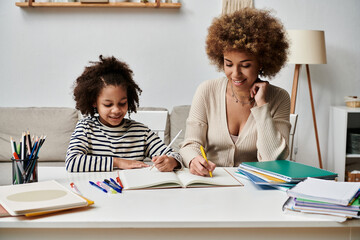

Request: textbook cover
left=0, top=180, right=92, bottom=217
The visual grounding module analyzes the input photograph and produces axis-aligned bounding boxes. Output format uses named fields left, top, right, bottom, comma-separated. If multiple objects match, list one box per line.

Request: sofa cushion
left=0, top=107, right=78, bottom=162
left=170, top=105, right=190, bottom=151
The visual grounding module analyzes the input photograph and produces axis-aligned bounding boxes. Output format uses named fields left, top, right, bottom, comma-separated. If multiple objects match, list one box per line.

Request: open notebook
left=119, top=167, right=243, bottom=190
left=0, top=180, right=93, bottom=217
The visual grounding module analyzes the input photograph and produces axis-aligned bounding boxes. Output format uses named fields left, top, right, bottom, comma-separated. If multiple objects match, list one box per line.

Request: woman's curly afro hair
left=73, top=55, right=142, bottom=116
left=206, top=8, right=289, bottom=78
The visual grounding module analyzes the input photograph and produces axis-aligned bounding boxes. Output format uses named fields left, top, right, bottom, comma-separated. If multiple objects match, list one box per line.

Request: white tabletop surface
left=0, top=167, right=359, bottom=229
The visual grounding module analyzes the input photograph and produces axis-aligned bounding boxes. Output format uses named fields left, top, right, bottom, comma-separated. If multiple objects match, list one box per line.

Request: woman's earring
left=94, top=107, right=98, bottom=116
left=259, top=68, right=264, bottom=76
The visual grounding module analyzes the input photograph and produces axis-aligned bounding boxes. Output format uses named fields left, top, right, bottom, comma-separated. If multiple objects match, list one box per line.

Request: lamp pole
left=305, top=64, right=323, bottom=169
left=290, top=63, right=323, bottom=169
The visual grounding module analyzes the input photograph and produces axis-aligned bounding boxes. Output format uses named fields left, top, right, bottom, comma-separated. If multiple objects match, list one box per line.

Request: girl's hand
left=250, top=79, right=269, bottom=107
left=189, top=155, right=216, bottom=177
left=151, top=155, right=179, bottom=172
left=114, top=158, right=149, bottom=169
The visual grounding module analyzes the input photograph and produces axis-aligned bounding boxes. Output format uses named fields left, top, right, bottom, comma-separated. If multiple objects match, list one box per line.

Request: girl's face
left=94, top=84, right=128, bottom=127
left=224, top=50, right=261, bottom=91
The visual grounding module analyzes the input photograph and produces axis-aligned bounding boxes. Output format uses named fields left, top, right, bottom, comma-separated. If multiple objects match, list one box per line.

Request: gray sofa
left=0, top=106, right=190, bottom=185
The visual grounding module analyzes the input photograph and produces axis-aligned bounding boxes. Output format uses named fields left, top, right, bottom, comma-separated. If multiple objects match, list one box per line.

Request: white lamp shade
left=287, top=30, right=327, bottom=64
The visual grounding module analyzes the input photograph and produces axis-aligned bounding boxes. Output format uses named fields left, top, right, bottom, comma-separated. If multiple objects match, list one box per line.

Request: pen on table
left=110, top=178, right=122, bottom=190
left=106, top=179, right=122, bottom=193
left=200, top=145, right=213, bottom=178
left=89, top=180, right=107, bottom=193
left=97, top=181, right=116, bottom=194
left=70, top=182, right=82, bottom=195
left=116, top=174, right=124, bottom=189
left=104, top=179, right=122, bottom=193
left=150, top=129, right=182, bottom=171
left=105, top=180, right=120, bottom=194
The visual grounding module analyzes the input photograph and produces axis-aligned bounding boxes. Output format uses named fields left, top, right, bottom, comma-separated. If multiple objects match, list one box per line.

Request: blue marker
left=110, top=178, right=123, bottom=191
left=89, top=181, right=107, bottom=193
left=104, top=179, right=122, bottom=193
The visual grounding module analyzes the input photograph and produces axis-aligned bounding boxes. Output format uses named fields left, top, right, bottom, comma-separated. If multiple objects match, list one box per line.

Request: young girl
left=66, top=55, right=182, bottom=172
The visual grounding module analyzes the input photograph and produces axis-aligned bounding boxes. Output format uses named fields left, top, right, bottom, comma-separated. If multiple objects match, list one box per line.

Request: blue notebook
left=235, top=169, right=278, bottom=190
left=236, top=168, right=295, bottom=190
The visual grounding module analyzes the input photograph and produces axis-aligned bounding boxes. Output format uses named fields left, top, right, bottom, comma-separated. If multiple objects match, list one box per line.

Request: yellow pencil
left=200, top=145, right=213, bottom=178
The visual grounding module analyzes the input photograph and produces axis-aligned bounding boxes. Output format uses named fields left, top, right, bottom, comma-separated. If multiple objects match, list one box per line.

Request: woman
left=179, top=8, right=291, bottom=176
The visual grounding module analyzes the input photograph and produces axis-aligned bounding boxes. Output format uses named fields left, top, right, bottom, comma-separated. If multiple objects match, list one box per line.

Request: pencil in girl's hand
left=150, top=129, right=182, bottom=171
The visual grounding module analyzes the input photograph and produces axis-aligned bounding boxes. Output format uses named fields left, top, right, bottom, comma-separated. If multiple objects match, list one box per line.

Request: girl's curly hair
left=206, top=8, right=289, bottom=78
left=73, top=55, right=142, bottom=116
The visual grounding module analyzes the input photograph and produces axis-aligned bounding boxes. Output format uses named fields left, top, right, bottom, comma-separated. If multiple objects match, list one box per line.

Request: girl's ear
left=93, top=103, right=97, bottom=108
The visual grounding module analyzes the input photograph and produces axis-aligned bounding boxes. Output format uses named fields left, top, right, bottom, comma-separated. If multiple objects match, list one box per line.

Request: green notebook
left=239, top=160, right=338, bottom=182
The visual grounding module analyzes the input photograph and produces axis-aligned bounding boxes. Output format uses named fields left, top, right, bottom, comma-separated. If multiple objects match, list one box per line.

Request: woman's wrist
left=189, top=158, right=195, bottom=169
left=255, top=100, right=267, bottom=107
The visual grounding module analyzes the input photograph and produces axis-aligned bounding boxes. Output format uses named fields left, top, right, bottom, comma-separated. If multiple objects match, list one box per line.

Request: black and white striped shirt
left=66, top=116, right=182, bottom=172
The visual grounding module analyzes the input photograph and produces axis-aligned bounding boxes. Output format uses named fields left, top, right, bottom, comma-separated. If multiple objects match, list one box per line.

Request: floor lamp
left=287, top=30, right=327, bottom=169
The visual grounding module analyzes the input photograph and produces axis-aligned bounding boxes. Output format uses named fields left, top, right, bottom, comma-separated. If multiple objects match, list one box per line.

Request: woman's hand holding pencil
left=188, top=145, right=216, bottom=177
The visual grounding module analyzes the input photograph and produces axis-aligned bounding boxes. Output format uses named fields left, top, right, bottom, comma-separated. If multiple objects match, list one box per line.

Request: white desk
left=0, top=167, right=359, bottom=240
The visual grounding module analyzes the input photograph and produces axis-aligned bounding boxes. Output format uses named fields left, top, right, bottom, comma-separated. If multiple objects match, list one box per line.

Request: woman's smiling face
left=224, top=50, right=260, bottom=91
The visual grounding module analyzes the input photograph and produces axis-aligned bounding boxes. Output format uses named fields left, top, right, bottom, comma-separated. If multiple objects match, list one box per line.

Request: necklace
left=230, top=82, right=255, bottom=106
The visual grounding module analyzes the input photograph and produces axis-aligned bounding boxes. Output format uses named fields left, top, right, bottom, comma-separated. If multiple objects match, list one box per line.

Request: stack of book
left=283, top=178, right=360, bottom=219
left=236, top=160, right=338, bottom=190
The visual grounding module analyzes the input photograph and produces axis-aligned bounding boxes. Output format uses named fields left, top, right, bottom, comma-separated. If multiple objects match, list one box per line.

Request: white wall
left=1, top=0, right=359, bottom=169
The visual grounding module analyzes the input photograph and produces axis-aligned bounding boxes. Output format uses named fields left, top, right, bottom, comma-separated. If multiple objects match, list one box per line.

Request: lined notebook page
left=176, top=168, right=243, bottom=187
left=120, top=168, right=182, bottom=190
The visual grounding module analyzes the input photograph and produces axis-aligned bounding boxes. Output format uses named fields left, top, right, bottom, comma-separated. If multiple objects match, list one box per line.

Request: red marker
left=116, top=176, right=124, bottom=188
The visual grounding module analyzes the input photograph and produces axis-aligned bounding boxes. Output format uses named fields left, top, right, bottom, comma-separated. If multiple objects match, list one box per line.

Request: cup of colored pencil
left=10, top=131, right=46, bottom=184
